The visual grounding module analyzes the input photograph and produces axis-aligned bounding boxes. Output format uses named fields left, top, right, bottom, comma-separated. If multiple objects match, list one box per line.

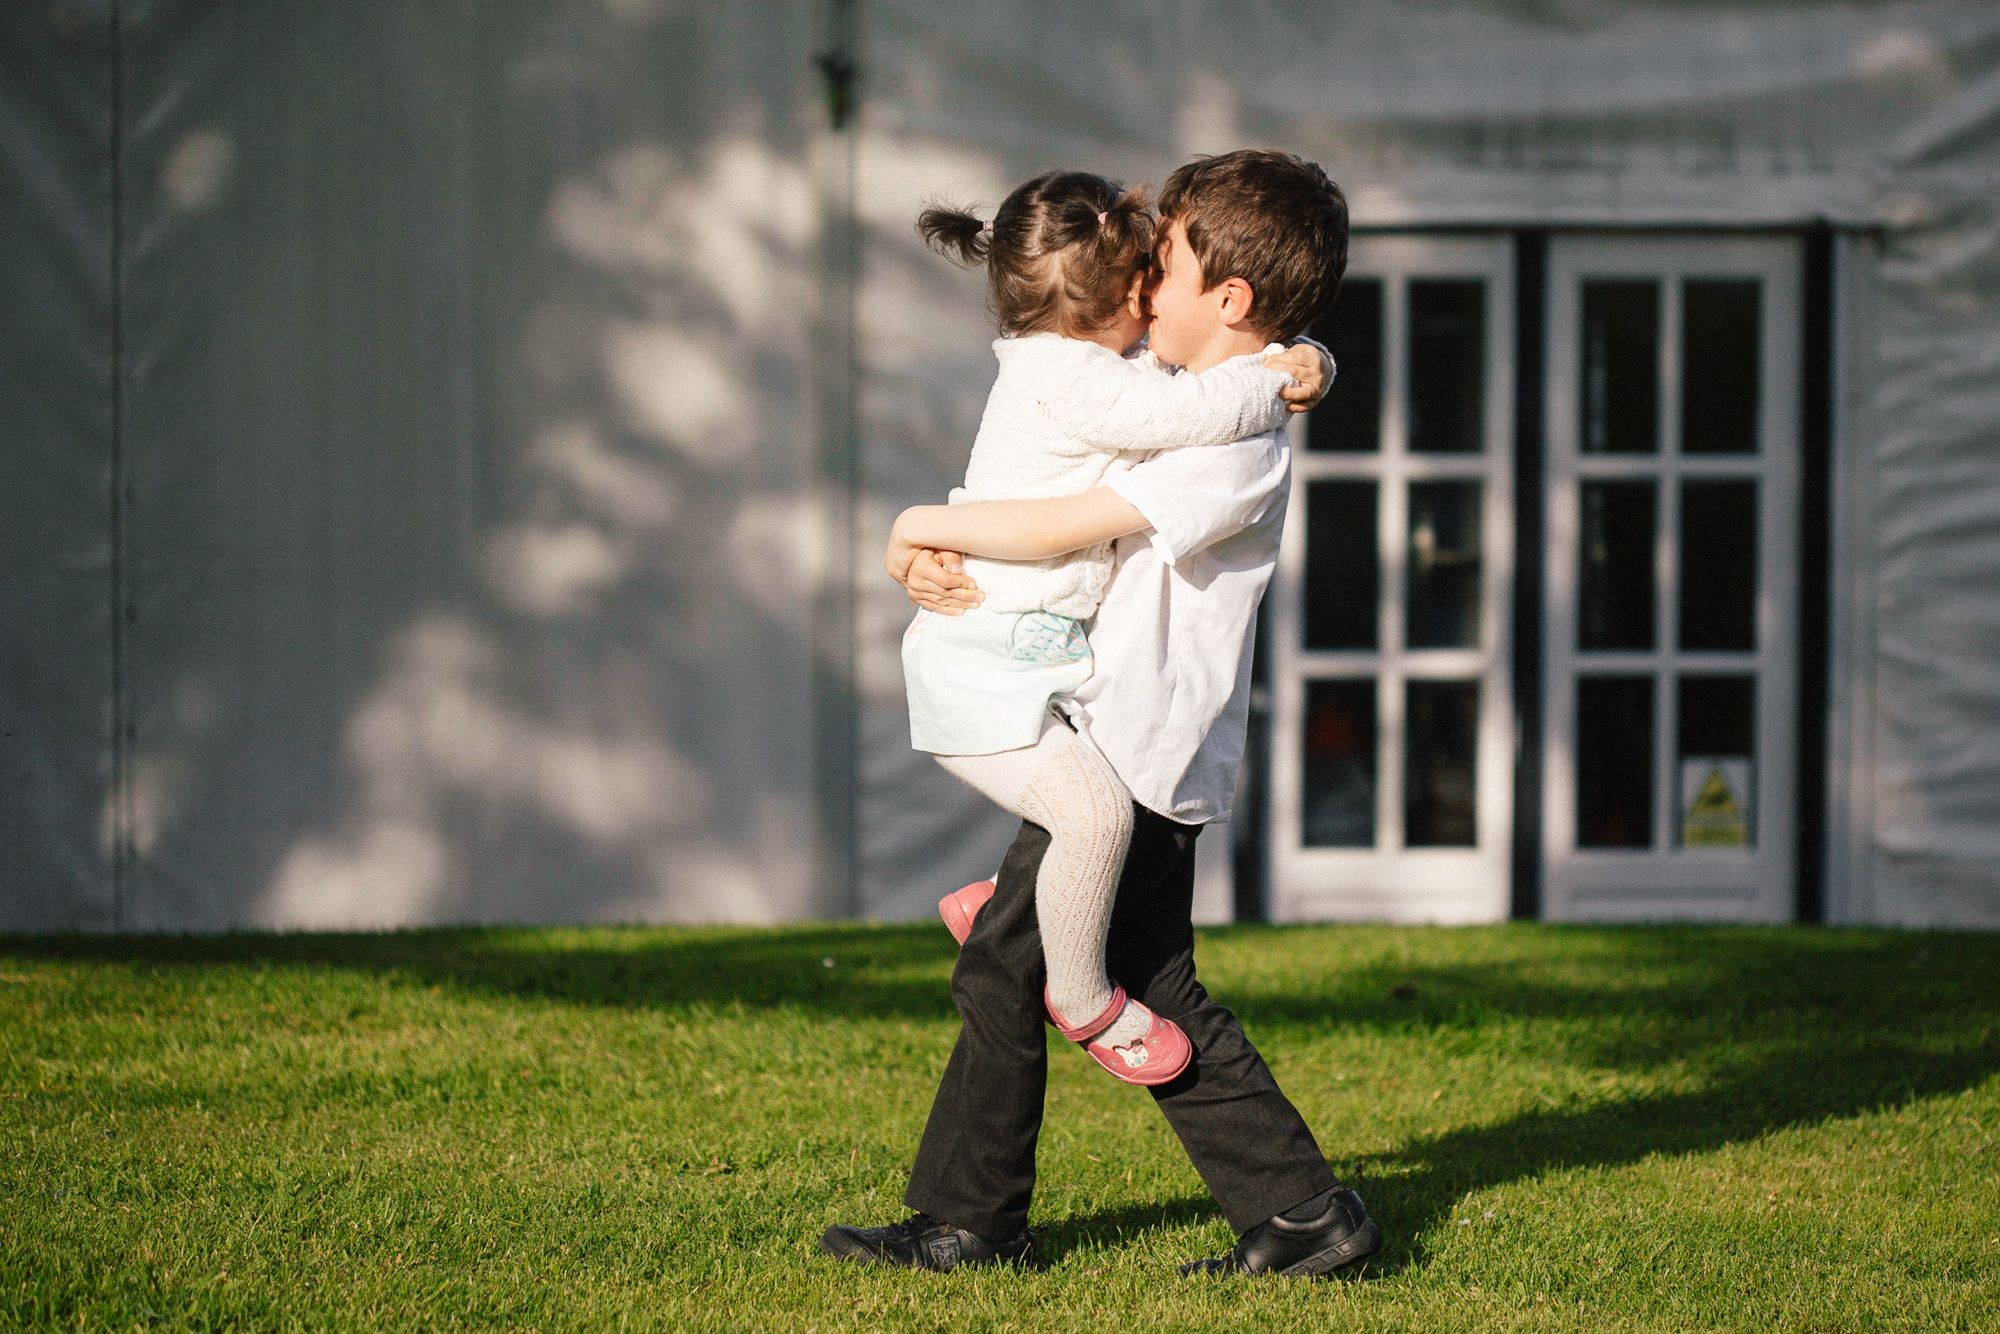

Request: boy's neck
left=1180, top=326, right=1270, bottom=374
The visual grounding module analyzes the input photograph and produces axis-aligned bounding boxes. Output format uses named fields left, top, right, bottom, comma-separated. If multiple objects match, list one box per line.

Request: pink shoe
left=1044, top=985, right=1192, bottom=1087
left=938, top=880, right=995, bottom=945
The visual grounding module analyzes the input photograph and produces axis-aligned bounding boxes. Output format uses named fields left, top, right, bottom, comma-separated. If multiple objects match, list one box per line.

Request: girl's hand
left=1266, top=341, right=1334, bottom=414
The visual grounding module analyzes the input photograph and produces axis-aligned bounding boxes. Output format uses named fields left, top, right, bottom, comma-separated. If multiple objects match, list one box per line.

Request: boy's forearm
left=893, top=489, right=1149, bottom=561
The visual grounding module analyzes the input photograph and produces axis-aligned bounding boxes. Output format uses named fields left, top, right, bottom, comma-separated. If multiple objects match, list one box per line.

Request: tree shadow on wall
left=83, top=2, right=872, bottom=935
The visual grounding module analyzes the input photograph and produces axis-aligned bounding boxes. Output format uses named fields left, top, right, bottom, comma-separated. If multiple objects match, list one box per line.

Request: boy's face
left=1144, top=217, right=1232, bottom=369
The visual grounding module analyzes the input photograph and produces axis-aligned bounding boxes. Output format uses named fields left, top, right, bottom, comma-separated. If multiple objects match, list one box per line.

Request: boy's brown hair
left=1157, top=149, right=1348, bottom=342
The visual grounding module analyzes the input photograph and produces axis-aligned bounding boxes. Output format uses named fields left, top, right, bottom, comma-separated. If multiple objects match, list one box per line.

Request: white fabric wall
left=1, top=2, right=118, bottom=931
left=4, top=1, right=1998, bottom=930
left=4, top=1, right=830, bottom=930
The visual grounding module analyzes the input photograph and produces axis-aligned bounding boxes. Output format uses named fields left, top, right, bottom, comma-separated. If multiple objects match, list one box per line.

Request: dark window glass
left=1577, top=676, right=1654, bottom=849
left=1405, top=679, right=1479, bottom=847
left=1406, top=480, right=1482, bottom=649
left=1308, top=278, right=1382, bottom=453
left=1677, top=675, right=1756, bottom=849
left=1581, top=279, right=1660, bottom=454
left=1303, top=679, right=1376, bottom=847
left=1579, top=480, right=1656, bottom=651
left=1681, top=279, right=1761, bottom=455
left=1304, top=480, right=1378, bottom=650
left=1678, top=674, right=1755, bottom=757
left=1678, top=480, right=1758, bottom=651
left=1408, top=279, right=1485, bottom=454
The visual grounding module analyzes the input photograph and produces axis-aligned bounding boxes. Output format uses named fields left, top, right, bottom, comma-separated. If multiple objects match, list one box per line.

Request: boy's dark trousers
left=903, top=804, right=1336, bottom=1241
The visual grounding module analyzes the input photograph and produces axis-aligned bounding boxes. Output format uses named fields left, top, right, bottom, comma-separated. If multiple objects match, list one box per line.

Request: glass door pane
left=1302, top=680, right=1376, bottom=848
left=1309, top=278, right=1383, bottom=454
left=1304, top=481, right=1378, bottom=650
left=1405, top=679, right=1479, bottom=847
left=1677, top=675, right=1757, bottom=850
left=1678, top=480, right=1758, bottom=651
left=1681, top=279, right=1761, bottom=455
left=1578, top=480, right=1656, bottom=651
left=1408, top=280, right=1486, bottom=454
left=1576, top=676, right=1654, bottom=849
left=1407, top=481, right=1483, bottom=650
left=1580, top=280, right=1660, bottom=455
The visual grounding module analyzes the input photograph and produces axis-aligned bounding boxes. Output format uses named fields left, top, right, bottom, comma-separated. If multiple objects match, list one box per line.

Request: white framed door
left=1541, top=236, right=1801, bottom=921
left=1267, top=236, right=1515, bottom=923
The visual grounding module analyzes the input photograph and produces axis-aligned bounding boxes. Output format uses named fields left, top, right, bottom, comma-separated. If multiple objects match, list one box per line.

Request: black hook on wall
left=815, top=48, right=856, bottom=130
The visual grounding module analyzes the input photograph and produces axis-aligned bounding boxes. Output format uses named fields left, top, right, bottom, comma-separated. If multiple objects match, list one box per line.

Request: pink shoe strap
left=1048, top=985, right=1128, bottom=1043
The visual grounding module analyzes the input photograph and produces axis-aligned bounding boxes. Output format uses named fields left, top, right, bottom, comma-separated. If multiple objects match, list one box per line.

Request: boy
left=823, top=150, right=1377, bottom=1278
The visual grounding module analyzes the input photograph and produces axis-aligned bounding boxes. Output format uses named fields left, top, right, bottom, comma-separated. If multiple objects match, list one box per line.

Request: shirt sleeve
left=1101, top=433, right=1289, bottom=566
left=1044, top=346, right=1294, bottom=455
left=1290, top=334, right=1336, bottom=390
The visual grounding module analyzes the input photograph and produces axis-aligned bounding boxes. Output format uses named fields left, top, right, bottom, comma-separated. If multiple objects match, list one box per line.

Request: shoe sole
left=819, top=1225, right=1037, bottom=1271
left=819, top=1227, right=878, bottom=1262
left=1276, top=1219, right=1383, bottom=1278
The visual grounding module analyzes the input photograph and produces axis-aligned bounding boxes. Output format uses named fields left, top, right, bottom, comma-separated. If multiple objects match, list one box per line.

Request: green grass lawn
left=3, top=923, right=1996, bottom=1331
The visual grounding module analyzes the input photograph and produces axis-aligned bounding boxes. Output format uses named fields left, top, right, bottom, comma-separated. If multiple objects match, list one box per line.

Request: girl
left=893, top=169, right=1322, bottom=1086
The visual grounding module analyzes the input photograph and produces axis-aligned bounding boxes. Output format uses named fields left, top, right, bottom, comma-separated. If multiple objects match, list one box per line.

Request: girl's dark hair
left=917, top=170, right=1155, bottom=338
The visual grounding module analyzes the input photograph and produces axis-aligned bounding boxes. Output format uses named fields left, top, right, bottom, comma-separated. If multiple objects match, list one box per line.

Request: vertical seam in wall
left=107, top=0, right=129, bottom=930
left=812, top=0, right=861, bottom=919
left=839, top=3, right=860, bottom=918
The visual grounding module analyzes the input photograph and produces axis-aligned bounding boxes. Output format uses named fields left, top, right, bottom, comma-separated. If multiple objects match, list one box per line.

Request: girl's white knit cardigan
left=952, top=333, right=1294, bottom=618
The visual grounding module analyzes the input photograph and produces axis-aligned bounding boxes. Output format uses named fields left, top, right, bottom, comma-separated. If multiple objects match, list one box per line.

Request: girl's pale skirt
left=902, top=607, right=1093, bottom=755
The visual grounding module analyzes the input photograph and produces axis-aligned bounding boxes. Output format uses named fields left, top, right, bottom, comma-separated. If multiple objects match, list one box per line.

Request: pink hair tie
left=1097, top=210, right=1108, bottom=224
left=979, top=220, right=993, bottom=234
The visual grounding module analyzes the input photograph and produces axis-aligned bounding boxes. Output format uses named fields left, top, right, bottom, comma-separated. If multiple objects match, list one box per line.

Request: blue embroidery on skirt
left=1010, top=612, right=1090, bottom=666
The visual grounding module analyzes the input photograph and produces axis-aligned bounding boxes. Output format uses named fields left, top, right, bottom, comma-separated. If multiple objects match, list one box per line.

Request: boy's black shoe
left=1179, top=1187, right=1381, bottom=1277
left=820, top=1213, right=1037, bottom=1272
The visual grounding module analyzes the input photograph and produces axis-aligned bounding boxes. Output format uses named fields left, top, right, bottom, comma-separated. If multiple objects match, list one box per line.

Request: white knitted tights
left=935, top=718, right=1151, bottom=1052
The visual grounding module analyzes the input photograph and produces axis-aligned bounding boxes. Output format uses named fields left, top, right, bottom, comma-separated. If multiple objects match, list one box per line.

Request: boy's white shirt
left=1061, top=342, right=1296, bottom=826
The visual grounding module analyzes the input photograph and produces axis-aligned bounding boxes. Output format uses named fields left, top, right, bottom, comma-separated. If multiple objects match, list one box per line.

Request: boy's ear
left=1216, top=276, right=1257, bottom=330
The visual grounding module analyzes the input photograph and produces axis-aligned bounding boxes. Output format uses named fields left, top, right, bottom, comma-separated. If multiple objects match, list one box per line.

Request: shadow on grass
left=7, top=924, right=1998, bottom=1276
left=1344, top=1034, right=2000, bottom=1278
left=1003, top=928, right=2000, bottom=1270
left=1033, top=1195, right=1224, bottom=1264
left=0, top=923, right=967, bottom=1020
left=1044, top=1014, right=2000, bottom=1273
left=1333, top=937, right=2000, bottom=1275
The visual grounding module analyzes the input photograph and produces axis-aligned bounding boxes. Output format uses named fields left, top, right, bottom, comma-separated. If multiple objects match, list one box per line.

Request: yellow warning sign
left=1681, top=759, right=1750, bottom=848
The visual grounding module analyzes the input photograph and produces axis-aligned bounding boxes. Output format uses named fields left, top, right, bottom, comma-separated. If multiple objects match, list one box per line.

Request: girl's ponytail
left=917, top=203, right=990, bottom=265
left=921, top=171, right=1155, bottom=337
